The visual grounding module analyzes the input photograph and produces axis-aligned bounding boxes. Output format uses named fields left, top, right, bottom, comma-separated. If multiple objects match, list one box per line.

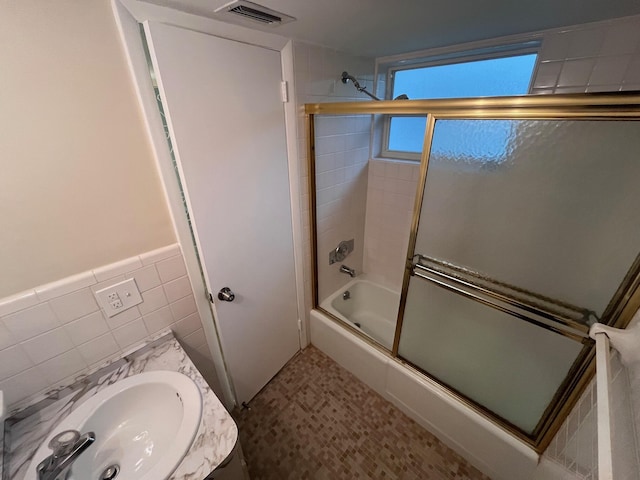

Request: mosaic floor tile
left=235, top=345, right=492, bottom=479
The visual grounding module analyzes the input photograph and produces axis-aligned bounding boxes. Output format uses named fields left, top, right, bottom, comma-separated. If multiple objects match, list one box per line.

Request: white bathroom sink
left=27, top=371, right=202, bottom=480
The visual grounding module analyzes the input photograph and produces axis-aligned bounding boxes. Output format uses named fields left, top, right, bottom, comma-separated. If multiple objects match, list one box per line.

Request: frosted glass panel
left=398, top=279, right=584, bottom=433
left=417, top=119, right=640, bottom=316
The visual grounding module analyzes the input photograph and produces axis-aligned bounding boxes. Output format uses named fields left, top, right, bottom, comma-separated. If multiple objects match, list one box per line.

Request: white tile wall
left=0, top=244, right=221, bottom=410
left=543, top=348, right=640, bottom=480
left=314, top=115, right=370, bottom=301
left=363, top=159, right=420, bottom=291
left=532, top=15, right=640, bottom=94
left=3, top=304, right=59, bottom=342
left=292, top=41, right=375, bottom=310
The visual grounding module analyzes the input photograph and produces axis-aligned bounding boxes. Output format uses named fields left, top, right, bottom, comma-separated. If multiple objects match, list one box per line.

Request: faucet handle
left=38, top=430, right=95, bottom=480
left=48, top=430, right=81, bottom=456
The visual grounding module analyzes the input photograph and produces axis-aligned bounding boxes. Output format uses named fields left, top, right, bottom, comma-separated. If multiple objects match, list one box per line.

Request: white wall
left=0, top=0, right=175, bottom=297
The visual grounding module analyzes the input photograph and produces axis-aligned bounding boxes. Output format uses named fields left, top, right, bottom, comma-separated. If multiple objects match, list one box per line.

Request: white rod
left=594, top=332, right=614, bottom=480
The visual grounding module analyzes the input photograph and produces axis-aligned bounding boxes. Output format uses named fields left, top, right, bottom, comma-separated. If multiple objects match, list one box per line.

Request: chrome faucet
left=340, top=265, right=356, bottom=278
left=37, top=430, right=95, bottom=480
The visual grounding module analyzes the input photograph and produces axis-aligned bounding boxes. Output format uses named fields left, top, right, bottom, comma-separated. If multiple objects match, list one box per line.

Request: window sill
left=372, top=156, right=420, bottom=165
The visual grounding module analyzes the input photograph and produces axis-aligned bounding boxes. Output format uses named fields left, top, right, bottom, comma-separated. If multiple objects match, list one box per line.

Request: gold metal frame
left=304, top=93, right=640, bottom=452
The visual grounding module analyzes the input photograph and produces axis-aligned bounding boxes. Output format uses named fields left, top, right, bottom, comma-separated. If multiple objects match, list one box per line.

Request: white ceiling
left=141, top=0, right=640, bottom=58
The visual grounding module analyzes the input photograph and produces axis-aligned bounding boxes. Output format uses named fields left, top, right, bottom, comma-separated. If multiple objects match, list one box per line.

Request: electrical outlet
left=95, top=278, right=143, bottom=317
left=110, top=298, right=123, bottom=309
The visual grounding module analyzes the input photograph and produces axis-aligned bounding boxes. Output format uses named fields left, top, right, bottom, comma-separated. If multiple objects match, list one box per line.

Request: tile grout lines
left=235, top=345, right=491, bottom=480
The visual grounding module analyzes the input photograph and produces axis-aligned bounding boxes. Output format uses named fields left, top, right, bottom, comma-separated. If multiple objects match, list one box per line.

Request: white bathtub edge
left=310, top=309, right=390, bottom=398
left=385, top=361, right=538, bottom=480
left=310, top=309, right=539, bottom=480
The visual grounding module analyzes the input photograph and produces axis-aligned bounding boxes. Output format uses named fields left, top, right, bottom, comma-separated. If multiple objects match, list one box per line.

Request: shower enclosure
left=306, top=94, right=640, bottom=450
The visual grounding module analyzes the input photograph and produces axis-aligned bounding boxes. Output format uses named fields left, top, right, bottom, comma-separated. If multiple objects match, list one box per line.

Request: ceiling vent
left=214, top=1, right=295, bottom=27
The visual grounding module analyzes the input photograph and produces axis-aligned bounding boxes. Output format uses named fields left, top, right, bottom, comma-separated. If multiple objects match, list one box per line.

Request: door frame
left=111, top=0, right=308, bottom=408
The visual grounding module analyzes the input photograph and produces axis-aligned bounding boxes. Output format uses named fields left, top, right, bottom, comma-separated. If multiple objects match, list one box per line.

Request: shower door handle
left=217, top=287, right=235, bottom=302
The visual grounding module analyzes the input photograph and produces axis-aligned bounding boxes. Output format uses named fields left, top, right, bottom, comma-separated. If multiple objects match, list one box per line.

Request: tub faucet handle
left=329, top=239, right=354, bottom=265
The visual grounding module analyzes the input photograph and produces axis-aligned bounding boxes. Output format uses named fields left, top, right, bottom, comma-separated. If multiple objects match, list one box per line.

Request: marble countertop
left=1, top=332, right=238, bottom=480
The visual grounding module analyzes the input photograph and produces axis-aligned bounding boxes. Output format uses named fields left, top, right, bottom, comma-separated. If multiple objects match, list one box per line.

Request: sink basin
left=27, top=371, right=202, bottom=480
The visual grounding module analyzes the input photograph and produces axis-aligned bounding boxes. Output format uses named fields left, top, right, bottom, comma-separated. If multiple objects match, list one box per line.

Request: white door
left=145, top=22, right=300, bottom=404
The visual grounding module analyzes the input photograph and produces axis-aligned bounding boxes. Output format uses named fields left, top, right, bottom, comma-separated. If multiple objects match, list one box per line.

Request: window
left=383, top=48, right=539, bottom=159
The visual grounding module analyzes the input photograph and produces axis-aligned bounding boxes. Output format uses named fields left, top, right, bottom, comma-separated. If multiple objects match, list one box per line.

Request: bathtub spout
left=340, top=265, right=356, bottom=277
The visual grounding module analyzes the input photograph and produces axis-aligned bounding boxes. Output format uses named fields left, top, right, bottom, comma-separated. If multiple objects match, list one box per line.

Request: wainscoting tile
left=34, top=271, right=96, bottom=302
left=2, top=303, right=60, bottom=342
left=90, top=275, right=126, bottom=295
left=142, top=306, right=174, bottom=334
left=49, top=288, right=99, bottom=324
left=172, top=312, right=202, bottom=339
left=125, top=265, right=161, bottom=292
left=156, top=255, right=187, bottom=283
left=169, top=295, right=197, bottom=321
left=77, top=333, right=119, bottom=366
left=0, top=322, right=16, bottom=350
left=0, top=244, right=212, bottom=409
left=21, top=328, right=74, bottom=365
left=0, top=367, right=48, bottom=406
left=180, top=328, right=207, bottom=350
left=37, top=349, right=87, bottom=384
left=112, top=318, right=149, bottom=349
left=163, top=275, right=192, bottom=303
left=0, top=345, right=34, bottom=381
left=93, top=256, right=143, bottom=282
left=64, top=311, right=110, bottom=346
left=139, top=244, right=180, bottom=266
left=104, top=306, right=141, bottom=330
left=138, top=286, right=168, bottom=315
left=0, top=290, right=39, bottom=317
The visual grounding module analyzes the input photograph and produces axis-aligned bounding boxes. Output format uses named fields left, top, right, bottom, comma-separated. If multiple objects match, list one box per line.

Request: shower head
left=341, top=71, right=357, bottom=85
left=341, top=71, right=380, bottom=100
left=341, top=71, right=408, bottom=101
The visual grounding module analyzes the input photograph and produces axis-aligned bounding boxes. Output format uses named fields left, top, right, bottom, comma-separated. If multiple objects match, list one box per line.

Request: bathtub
left=310, top=278, right=539, bottom=480
left=319, top=279, right=399, bottom=350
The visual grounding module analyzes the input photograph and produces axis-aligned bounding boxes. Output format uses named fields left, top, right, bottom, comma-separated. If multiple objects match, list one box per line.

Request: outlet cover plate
left=94, top=278, right=143, bottom=318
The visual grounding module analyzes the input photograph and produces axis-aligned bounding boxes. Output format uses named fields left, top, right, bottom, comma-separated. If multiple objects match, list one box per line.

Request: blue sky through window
left=388, top=54, right=537, bottom=155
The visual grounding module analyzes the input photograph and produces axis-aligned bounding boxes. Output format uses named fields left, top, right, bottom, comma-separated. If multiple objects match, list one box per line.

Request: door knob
left=218, top=287, right=235, bottom=302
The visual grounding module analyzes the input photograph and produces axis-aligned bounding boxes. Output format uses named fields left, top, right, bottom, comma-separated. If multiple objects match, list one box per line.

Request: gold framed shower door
left=305, top=93, right=640, bottom=452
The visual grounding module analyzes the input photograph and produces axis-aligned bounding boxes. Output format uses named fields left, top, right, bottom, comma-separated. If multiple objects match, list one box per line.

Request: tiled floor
left=235, top=345, right=491, bottom=480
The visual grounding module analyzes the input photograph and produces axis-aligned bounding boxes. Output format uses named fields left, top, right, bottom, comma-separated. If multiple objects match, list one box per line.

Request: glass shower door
left=397, top=118, right=640, bottom=435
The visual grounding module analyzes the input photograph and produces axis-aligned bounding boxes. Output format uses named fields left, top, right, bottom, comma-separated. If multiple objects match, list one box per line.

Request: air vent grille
left=229, top=5, right=282, bottom=24
left=214, top=1, right=295, bottom=27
